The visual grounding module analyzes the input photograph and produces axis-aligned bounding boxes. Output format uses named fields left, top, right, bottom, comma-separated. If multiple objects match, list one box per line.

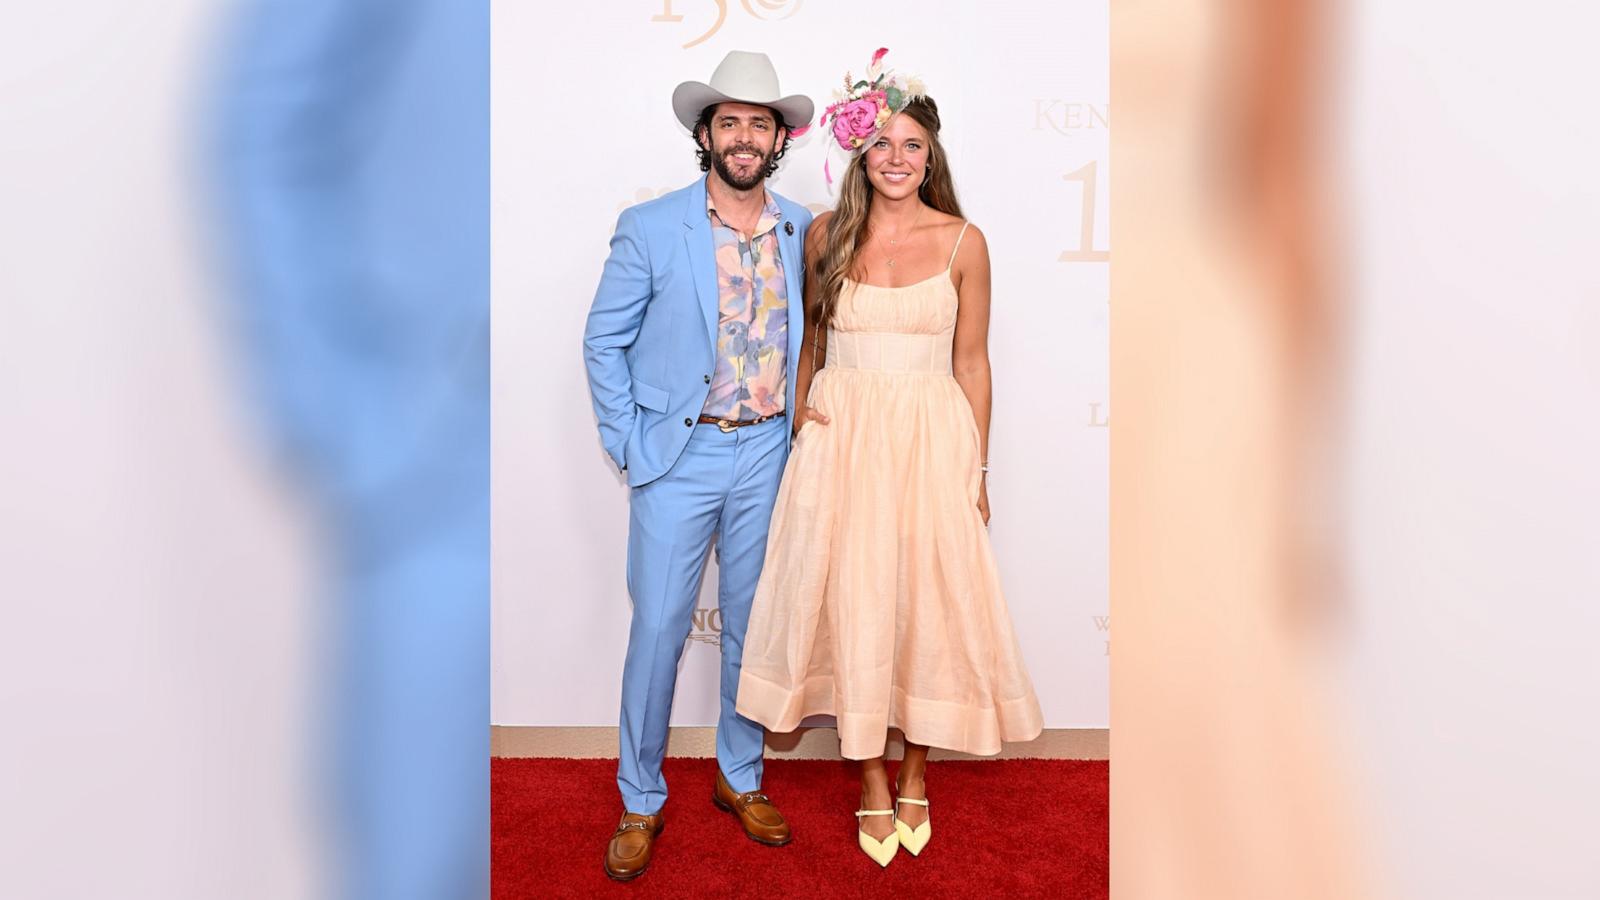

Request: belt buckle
left=716, top=418, right=739, bottom=433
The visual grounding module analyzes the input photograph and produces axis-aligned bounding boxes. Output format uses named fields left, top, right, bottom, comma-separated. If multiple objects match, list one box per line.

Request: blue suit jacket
left=583, top=175, right=813, bottom=487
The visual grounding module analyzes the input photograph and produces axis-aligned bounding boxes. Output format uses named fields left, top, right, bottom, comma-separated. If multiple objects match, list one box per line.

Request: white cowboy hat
left=672, top=50, right=814, bottom=133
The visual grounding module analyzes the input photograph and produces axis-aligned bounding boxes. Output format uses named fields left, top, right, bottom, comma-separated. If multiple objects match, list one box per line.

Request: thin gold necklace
left=874, top=203, right=925, bottom=269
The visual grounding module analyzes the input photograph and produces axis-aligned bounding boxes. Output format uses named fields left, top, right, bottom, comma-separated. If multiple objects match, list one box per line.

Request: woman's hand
left=977, top=476, right=990, bottom=526
left=791, top=404, right=830, bottom=437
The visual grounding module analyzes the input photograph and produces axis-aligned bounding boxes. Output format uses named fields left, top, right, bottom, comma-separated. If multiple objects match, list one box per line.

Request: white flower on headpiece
left=905, top=76, right=926, bottom=97
left=832, top=87, right=848, bottom=103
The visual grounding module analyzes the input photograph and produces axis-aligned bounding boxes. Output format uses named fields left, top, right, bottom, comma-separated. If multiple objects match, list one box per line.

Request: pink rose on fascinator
left=837, top=97, right=884, bottom=146
left=830, top=112, right=855, bottom=148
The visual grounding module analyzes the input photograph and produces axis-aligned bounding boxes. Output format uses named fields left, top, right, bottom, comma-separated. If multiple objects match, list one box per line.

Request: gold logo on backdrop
left=1034, top=101, right=1108, bottom=136
left=652, top=0, right=805, bottom=50
left=1059, top=161, right=1109, bottom=262
left=1093, top=614, right=1109, bottom=656
left=1088, top=402, right=1109, bottom=428
left=688, top=606, right=723, bottom=647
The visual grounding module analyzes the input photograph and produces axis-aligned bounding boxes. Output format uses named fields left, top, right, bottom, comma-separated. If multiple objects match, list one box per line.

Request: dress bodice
left=824, top=273, right=958, bottom=375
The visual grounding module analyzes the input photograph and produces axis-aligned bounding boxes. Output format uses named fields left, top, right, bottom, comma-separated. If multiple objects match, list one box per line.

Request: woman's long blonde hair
left=813, top=96, right=964, bottom=329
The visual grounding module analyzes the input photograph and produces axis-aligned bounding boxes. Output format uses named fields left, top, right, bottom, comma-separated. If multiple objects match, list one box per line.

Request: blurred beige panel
left=1111, top=0, right=1369, bottom=897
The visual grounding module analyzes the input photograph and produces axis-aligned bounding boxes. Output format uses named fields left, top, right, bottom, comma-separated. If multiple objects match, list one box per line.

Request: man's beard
left=711, top=142, right=772, bottom=191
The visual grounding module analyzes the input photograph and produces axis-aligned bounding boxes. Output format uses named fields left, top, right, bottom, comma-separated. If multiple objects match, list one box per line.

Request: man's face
left=700, top=102, right=785, bottom=191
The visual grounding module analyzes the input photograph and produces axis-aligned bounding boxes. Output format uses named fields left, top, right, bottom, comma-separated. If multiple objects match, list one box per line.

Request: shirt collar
left=706, top=187, right=782, bottom=239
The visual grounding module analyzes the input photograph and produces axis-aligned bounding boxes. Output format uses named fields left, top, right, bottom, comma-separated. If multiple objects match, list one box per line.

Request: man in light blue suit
left=583, top=51, right=814, bottom=882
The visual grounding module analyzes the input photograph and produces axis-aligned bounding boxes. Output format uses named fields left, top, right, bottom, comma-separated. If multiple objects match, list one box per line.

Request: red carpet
left=493, top=757, right=1107, bottom=899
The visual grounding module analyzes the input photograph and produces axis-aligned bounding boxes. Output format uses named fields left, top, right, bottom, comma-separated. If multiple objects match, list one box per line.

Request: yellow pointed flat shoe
left=893, top=796, right=931, bottom=856
left=856, top=807, right=900, bottom=867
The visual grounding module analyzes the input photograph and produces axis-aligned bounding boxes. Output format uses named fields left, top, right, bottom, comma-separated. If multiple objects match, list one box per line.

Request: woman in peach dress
left=736, top=52, right=1042, bottom=867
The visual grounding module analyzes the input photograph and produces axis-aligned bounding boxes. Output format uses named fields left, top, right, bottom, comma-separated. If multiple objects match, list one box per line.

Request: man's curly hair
left=692, top=104, right=794, bottom=180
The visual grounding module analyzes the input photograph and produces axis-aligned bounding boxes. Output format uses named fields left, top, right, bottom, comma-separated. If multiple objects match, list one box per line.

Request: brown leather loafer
left=603, top=811, right=663, bottom=882
left=712, top=770, right=792, bottom=846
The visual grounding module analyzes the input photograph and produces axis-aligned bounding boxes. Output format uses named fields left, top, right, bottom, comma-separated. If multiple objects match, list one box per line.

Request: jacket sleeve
left=582, top=207, right=651, bottom=471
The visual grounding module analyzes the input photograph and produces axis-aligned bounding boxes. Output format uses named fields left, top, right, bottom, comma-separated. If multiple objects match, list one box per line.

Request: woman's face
left=862, top=113, right=931, bottom=202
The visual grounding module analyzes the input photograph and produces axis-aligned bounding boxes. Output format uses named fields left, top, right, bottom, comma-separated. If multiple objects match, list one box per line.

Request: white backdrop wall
left=493, top=0, right=1108, bottom=729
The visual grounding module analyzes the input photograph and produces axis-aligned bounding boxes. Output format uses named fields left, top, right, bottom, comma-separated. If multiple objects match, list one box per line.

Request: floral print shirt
left=700, top=190, right=789, bottom=420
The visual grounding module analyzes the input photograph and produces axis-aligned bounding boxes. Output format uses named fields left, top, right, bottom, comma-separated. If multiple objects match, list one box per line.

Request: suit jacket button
left=703, top=374, right=711, bottom=383
left=684, top=417, right=693, bottom=427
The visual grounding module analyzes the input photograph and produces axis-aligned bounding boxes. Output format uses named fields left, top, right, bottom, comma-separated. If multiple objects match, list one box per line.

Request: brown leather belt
left=697, top=411, right=784, bottom=433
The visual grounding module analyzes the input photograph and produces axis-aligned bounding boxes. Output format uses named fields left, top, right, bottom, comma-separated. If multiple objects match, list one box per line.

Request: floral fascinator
left=814, top=48, right=927, bottom=186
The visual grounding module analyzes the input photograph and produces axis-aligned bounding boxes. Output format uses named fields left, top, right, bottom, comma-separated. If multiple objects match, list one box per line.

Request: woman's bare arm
left=949, top=224, right=993, bottom=521
left=791, top=211, right=833, bottom=435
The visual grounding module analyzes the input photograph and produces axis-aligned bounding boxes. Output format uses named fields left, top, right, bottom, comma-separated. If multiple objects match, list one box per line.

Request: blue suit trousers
left=616, top=416, right=788, bottom=814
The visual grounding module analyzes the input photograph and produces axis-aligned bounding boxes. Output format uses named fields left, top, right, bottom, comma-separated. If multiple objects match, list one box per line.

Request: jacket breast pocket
left=632, top=378, right=671, bottom=413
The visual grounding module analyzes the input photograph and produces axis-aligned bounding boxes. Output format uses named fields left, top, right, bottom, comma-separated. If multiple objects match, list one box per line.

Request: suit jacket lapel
left=683, top=176, right=720, bottom=355
left=776, top=202, right=805, bottom=413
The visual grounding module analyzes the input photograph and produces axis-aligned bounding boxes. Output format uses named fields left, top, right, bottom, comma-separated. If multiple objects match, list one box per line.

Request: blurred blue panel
left=207, top=1, right=488, bottom=897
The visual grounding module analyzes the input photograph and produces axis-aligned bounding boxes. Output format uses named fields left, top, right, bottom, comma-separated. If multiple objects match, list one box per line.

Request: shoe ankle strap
left=895, top=796, right=929, bottom=807
left=856, top=808, right=894, bottom=817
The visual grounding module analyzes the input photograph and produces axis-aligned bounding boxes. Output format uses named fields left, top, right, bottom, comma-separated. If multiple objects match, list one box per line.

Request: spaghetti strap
left=946, top=221, right=971, bottom=271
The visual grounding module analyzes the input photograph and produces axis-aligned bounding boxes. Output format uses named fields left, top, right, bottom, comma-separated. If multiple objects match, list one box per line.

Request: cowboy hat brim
left=672, top=81, right=815, bottom=135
